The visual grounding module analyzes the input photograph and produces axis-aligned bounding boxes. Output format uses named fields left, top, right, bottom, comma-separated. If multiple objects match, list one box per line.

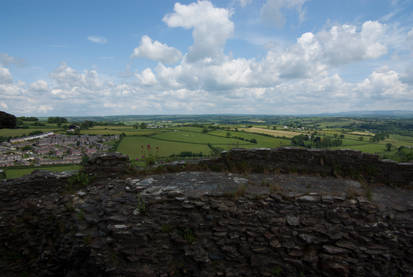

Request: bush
left=66, top=172, right=93, bottom=193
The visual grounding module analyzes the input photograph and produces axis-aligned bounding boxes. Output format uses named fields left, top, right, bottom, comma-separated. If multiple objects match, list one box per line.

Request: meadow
left=240, top=127, right=302, bottom=138
left=116, top=127, right=291, bottom=159
left=4, top=164, right=80, bottom=179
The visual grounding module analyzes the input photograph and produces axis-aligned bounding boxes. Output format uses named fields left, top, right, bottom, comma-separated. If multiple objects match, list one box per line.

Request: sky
left=0, top=0, right=413, bottom=116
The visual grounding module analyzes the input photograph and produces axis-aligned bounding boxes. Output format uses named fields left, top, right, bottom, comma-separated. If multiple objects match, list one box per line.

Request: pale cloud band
left=87, top=36, right=108, bottom=44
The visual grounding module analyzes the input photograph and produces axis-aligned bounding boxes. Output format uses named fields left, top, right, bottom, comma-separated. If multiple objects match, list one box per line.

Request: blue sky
left=0, top=0, right=413, bottom=116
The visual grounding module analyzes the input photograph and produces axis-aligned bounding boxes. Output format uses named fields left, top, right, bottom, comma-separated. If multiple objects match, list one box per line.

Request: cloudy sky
left=1, top=0, right=413, bottom=116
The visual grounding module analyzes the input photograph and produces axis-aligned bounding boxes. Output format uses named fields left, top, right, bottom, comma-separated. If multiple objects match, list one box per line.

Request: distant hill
left=312, top=110, right=413, bottom=118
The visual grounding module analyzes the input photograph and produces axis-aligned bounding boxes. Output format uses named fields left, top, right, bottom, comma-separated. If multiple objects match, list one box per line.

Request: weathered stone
left=286, top=216, right=300, bottom=226
left=297, top=194, right=320, bottom=202
left=321, top=261, right=350, bottom=277
left=323, top=245, right=349, bottom=255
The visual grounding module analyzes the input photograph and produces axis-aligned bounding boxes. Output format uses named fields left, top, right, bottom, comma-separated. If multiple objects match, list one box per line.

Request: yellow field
left=241, top=127, right=302, bottom=138
left=349, top=131, right=374, bottom=136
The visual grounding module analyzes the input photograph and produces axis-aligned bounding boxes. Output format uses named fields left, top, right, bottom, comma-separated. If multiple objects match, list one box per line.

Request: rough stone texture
left=200, top=147, right=413, bottom=187
left=84, top=152, right=130, bottom=178
left=0, top=152, right=412, bottom=277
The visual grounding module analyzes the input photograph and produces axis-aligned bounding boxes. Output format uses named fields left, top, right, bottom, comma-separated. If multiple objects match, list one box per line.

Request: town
left=0, top=133, right=119, bottom=167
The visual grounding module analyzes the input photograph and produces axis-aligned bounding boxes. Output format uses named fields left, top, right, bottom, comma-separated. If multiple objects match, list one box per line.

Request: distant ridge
left=35, top=110, right=413, bottom=122
left=311, top=110, right=413, bottom=117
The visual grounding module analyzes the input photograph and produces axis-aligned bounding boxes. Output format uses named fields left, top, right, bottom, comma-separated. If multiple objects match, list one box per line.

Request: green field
left=0, top=128, right=60, bottom=137
left=80, top=127, right=163, bottom=136
left=117, top=127, right=292, bottom=160
left=208, top=130, right=290, bottom=148
left=117, top=136, right=212, bottom=159
left=4, top=164, right=81, bottom=179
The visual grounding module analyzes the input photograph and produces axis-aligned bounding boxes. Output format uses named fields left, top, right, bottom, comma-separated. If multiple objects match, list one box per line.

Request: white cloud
left=127, top=19, right=394, bottom=104
left=131, top=35, right=182, bottom=65
left=87, top=36, right=108, bottom=44
left=318, top=21, right=387, bottom=65
left=30, top=80, right=49, bottom=92
left=261, top=0, right=308, bottom=28
left=50, top=63, right=103, bottom=94
left=136, top=68, right=157, bottom=86
left=163, top=1, right=234, bottom=62
left=0, top=67, right=13, bottom=83
left=259, top=21, right=388, bottom=80
left=37, top=105, right=53, bottom=113
left=357, top=67, right=409, bottom=98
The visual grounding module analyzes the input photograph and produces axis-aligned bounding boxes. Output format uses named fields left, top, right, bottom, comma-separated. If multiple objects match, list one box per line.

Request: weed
left=271, top=266, right=282, bottom=276
left=345, top=187, right=361, bottom=199
left=161, top=224, right=174, bottom=233
left=66, top=172, right=93, bottom=193
left=234, top=184, right=247, bottom=199
left=269, top=184, right=282, bottom=193
left=261, top=179, right=270, bottom=186
left=76, top=209, right=86, bottom=221
left=136, top=194, right=147, bottom=215
left=362, top=183, right=373, bottom=201
left=182, top=228, right=196, bottom=243
left=83, top=235, right=93, bottom=245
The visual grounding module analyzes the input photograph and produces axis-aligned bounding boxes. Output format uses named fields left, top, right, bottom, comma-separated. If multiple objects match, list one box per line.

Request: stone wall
left=0, top=152, right=412, bottom=276
left=200, top=147, right=413, bottom=187
left=84, top=152, right=130, bottom=178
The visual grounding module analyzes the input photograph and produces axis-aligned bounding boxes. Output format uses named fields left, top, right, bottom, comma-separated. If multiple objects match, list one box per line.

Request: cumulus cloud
left=261, top=0, right=307, bottom=28
left=30, top=80, right=49, bottom=92
left=0, top=67, right=13, bottom=83
left=257, top=21, right=387, bottom=80
left=163, top=1, right=234, bottom=62
left=50, top=63, right=103, bottom=94
left=317, top=21, right=387, bottom=65
left=358, top=67, right=409, bottom=98
left=136, top=68, right=157, bottom=86
left=149, top=19, right=388, bottom=94
left=87, top=36, right=108, bottom=44
left=131, top=35, right=182, bottom=65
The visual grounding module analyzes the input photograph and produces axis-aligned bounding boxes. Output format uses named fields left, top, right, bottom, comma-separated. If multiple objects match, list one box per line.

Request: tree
left=0, top=111, right=16, bottom=129
left=140, top=122, right=148, bottom=129
left=18, top=116, right=38, bottom=122
left=48, top=117, right=68, bottom=124
left=385, top=143, right=392, bottom=152
left=80, top=120, right=95, bottom=129
left=29, top=130, right=43, bottom=136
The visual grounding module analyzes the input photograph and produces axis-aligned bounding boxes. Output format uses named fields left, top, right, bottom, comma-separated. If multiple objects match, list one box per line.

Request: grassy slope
left=5, top=164, right=80, bottom=179
left=117, top=136, right=211, bottom=159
